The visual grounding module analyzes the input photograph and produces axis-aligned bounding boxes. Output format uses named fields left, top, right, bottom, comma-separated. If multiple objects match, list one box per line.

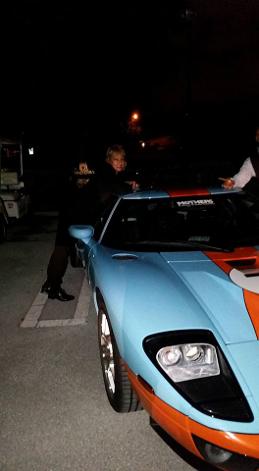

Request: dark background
left=1, top=0, right=259, bottom=207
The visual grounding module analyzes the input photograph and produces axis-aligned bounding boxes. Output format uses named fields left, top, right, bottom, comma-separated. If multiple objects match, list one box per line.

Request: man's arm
left=232, top=157, right=256, bottom=188
left=220, top=157, right=255, bottom=189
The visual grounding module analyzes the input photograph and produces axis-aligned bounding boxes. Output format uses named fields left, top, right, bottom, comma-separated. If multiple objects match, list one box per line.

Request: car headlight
left=157, top=343, right=220, bottom=383
left=144, top=330, right=253, bottom=422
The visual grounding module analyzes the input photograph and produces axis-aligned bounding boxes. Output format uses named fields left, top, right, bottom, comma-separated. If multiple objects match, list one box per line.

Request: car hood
left=93, top=246, right=259, bottom=430
left=101, top=248, right=259, bottom=346
left=160, top=250, right=257, bottom=344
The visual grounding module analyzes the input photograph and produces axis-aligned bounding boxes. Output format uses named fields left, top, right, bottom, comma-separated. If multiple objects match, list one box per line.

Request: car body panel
left=128, top=368, right=259, bottom=460
left=88, top=243, right=259, bottom=432
left=70, top=186, right=259, bottom=465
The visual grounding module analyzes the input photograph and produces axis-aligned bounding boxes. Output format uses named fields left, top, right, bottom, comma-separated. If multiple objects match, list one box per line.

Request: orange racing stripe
left=168, top=188, right=210, bottom=197
left=205, top=247, right=259, bottom=338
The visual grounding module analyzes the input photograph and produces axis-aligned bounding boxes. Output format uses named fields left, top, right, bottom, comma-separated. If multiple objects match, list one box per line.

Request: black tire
left=0, top=215, right=7, bottom=243
left=98, top=304, right=142, bottom=413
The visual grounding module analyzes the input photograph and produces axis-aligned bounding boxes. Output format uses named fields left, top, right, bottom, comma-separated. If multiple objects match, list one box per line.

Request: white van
left=0, top=137, right=30, bottom=219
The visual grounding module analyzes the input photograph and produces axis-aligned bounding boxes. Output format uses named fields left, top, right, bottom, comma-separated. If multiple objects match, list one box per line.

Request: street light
left=131, top=112, right=139, bottom=122
left=128, top=111, right=142, bottom=135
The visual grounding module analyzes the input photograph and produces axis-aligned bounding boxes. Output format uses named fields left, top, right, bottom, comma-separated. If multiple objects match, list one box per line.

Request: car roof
left=122, top=187, right=242, bottom=200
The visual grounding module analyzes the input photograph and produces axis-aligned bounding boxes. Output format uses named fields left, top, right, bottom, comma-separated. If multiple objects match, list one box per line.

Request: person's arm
left=232, top=157, right=256, bottom=188
left=220, top=157, right=255, bottom=189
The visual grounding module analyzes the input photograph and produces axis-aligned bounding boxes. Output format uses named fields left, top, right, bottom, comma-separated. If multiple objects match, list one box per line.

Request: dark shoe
left=41, top=280, right=50, bottom=293
left=48, top=287, right=75, bottom=302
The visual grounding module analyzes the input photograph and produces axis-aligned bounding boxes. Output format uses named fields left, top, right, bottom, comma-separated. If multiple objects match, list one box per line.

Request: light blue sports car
left=70, top=186, right=259, bottom=470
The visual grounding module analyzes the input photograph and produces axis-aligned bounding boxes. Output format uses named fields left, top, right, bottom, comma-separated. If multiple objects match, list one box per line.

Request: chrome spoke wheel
left=100, top=311, right=115, bottom=394
left=98, top=301, right=142, bottom=412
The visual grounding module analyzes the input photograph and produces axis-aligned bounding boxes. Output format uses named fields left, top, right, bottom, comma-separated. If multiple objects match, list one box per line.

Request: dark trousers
left=46, top=245, right=70, bottom=290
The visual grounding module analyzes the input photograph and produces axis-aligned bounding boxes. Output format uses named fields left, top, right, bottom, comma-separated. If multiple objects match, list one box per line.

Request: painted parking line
left=20, top=278, right=90, bottom=328
left=20, top=292, right=48, bottom=328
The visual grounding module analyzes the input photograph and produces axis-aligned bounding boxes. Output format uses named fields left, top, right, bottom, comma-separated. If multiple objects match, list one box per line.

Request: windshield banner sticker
left=176, top=199, right=215, bottom=207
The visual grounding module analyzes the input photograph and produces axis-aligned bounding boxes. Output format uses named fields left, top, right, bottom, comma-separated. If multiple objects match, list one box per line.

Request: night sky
left=1, top=1, right=259, bottom=164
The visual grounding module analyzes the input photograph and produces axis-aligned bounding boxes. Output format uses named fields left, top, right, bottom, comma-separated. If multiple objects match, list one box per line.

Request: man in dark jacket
left=41, top=161, right=95, bottom=301
left=41, top=146, right=138, bottom=301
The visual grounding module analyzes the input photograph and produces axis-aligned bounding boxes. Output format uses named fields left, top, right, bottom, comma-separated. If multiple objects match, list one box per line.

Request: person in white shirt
left=220, top=125, right=259, bottom=190
left=220, top=158, right=256, bottom=189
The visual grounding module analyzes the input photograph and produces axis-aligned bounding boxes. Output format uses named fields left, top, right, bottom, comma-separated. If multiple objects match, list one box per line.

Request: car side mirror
left=69, top=225, right=94, bottom=244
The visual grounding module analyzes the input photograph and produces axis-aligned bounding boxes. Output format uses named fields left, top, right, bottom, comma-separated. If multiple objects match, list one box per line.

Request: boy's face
left=108, top=152, right=126, bottom=172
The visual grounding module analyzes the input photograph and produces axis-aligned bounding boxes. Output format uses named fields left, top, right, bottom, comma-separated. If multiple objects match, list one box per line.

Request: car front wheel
left=98, top=305, right=142, bottom=413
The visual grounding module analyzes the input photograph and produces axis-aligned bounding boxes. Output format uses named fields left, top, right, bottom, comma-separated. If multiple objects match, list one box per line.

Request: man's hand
left=218, top=177, right=235, bottom=189
left=126, top=180, right=140, bottom=191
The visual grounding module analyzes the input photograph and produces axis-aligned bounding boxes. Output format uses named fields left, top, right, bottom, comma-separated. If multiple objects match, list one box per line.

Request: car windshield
left=101, top=193, right=259, bottom=252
